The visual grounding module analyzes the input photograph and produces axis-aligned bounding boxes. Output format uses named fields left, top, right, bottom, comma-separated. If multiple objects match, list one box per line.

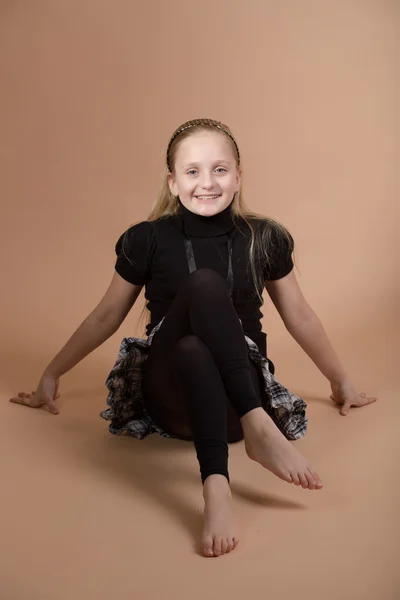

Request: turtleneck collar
left=176, top=198, right=236, bottom=238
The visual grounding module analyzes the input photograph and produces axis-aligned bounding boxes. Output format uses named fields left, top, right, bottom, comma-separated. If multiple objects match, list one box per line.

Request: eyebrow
left=182, top=160, right=230, bottom=168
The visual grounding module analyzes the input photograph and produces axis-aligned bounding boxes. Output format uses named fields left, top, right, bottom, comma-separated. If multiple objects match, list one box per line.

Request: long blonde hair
left=135, top=119, right=294, bottom=335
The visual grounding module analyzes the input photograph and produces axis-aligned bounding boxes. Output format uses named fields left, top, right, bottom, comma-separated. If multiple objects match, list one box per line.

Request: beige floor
left=1, top=323, right=399, bottom=600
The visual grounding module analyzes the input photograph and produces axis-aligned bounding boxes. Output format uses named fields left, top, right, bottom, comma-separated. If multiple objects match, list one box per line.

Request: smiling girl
left=11, top=118, right=376, bottom=558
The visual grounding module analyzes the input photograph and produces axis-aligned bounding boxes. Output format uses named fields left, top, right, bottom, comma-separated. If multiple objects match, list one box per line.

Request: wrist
left=43, top=367, right=60, bottom=379
left=329, top=376, right=351, bottom=388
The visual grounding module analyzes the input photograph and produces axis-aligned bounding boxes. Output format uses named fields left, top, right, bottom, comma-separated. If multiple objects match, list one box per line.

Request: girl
left=10, top=118, right=376, bottom=558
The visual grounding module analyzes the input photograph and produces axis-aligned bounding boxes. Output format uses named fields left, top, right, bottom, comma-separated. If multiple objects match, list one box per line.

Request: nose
left=198, top=172, right=216, bottom=191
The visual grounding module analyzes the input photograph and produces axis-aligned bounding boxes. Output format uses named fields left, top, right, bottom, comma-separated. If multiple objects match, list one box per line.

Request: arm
left=10, top=272, right=143, bottom=413
left=265, top=270, right=347, bottom=384
left=44, top=271, right=143, bottom=378
left=265, top=270, right=377, bottom=414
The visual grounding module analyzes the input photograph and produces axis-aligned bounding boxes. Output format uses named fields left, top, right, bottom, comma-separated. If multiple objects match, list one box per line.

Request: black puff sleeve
left=114, top=221, right=155, bottom=285
left=264, top=224, right=295, bottom=281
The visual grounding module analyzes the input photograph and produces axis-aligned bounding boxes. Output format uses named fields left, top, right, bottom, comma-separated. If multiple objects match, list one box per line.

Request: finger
left=10, top=396, right=33, bottom=407
left=340, top=403, right=351, bottom=416
left=47, top=400, right=59, bottom=415
left=9, top=396, right=21, bottom=404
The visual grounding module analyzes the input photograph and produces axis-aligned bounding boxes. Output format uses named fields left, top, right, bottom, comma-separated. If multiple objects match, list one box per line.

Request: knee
left=186, top=268, right=228, bottom=297
left=174, top=334, right=207, bottom=367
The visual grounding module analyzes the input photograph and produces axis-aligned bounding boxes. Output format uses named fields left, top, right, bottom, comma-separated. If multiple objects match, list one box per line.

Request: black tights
left=142, top=269, right=268, bottom=484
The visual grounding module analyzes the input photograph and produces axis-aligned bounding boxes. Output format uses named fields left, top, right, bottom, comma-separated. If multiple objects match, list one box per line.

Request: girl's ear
left=235, top=167, right=242, bottom=192
left=167, top=172, right=177, bottom=196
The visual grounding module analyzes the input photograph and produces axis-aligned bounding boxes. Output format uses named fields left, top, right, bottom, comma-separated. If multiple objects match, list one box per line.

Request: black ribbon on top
left=183, top=231, right=235, bottom=298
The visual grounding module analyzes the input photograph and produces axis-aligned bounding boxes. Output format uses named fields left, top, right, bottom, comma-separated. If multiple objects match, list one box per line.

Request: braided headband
left=166, top=118, right=240, bottom=172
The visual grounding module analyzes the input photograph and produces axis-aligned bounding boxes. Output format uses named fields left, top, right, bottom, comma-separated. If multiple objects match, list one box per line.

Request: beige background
left=0, top=1, right=399, bottom=599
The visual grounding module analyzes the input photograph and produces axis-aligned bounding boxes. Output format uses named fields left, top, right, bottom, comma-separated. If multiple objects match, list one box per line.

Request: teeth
left=197, top=196, right=220, bottom=199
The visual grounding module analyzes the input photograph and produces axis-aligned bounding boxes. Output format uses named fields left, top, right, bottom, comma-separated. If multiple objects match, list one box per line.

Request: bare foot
left=202, top=474, right=239, bottom=557
left=242, top=408, right=323, bottom=490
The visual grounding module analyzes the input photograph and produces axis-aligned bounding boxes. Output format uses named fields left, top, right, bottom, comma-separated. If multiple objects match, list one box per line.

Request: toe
left=305, top=469, right=316, bottom=490
left=213, top=538, right=222, bottom=557
left=299, top=473, right=309, bottom=489
left=290, top=472, right=301, bottom=486
left=203, top=535, right=214, bottom=557
left=312, top=471, right=323, bottom=489
left=233, top=537, right=239, bottom=550
left=226, top=538, right=234, bottom=553
left=220, top=538, right=228, bottom=555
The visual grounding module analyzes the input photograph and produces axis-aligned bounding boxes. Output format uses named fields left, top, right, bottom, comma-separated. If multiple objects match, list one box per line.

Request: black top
left=115, top=200, right=294, bottom=358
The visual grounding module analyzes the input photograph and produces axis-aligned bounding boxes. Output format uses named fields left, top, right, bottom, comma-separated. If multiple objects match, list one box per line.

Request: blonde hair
left=135, top=119, right=294, bottom=335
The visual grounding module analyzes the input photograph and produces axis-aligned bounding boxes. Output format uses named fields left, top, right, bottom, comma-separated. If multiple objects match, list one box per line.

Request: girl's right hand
left=9, top=374, right=60, bottom=415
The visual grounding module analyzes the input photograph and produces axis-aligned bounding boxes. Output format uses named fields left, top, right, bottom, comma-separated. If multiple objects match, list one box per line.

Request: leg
left=144, top=327, right=239, bottom=557
left=144, top=268, right=262, bottom=426
left=144, top=268, right=322, bottom=489
left=174, top=335, right=239, bottom=557
left=143, top=268, right=263, bottom=482
left=144, top=269, right=322, bottom=488
left=173, top=335, right=230, bottom=484
left=143, top=270, right=321, bottom=552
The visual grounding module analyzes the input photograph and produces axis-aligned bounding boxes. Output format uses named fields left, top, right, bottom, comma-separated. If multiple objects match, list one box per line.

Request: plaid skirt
left=100, top=318, right=308, bottom=441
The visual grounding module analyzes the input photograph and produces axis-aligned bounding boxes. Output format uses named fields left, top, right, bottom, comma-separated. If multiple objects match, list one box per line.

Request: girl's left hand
left=330, top=380, right=377, bottom=416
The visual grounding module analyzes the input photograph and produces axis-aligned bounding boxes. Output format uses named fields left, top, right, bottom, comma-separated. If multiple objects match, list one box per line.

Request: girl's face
left=168, top=131, right=242, bottom=217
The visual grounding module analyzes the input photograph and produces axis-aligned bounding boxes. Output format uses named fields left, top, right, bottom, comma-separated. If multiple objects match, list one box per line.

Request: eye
left=186, top=167, right=227, bottom=175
